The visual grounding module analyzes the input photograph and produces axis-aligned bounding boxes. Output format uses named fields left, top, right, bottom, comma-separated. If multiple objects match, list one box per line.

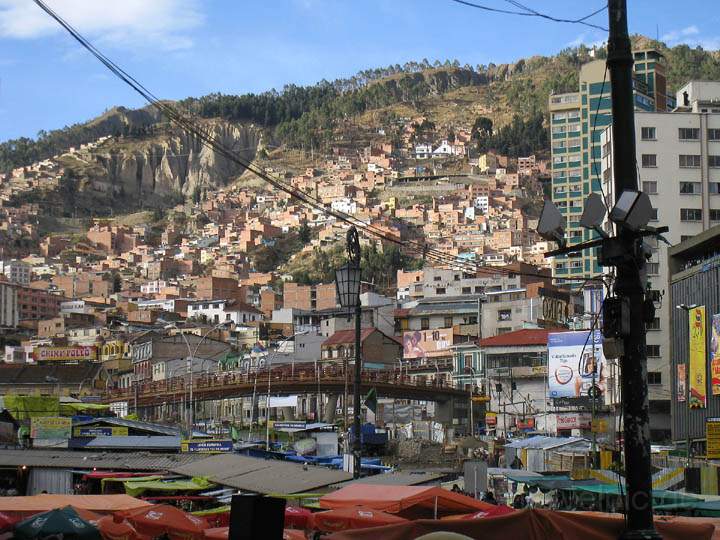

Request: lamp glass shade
left=335, top=263, right=361, bottom=308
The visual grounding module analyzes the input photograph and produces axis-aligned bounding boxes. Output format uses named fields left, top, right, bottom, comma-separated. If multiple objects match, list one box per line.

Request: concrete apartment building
left=549, top=49, right=674, bottom=282
left=283, top=282, right=337, bottom=311
left=0, top=260, right=31, bottom=285
left=0, top=283, right=18, bottom=327
left=194, top=276, right=246, bottom=303
left=599, top=80, right=720, bottom=441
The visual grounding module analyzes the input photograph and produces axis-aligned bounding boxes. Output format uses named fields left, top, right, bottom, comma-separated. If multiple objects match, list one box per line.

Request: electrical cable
left=504, top=0, right=608, bottom=31
left=448, top=0, right=608, bottom=31
left=33, top=0, right=605, bottom=288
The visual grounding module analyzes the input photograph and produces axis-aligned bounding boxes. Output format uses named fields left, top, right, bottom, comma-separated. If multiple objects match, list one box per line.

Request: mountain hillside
left=2, top=36, right=720, bottom=217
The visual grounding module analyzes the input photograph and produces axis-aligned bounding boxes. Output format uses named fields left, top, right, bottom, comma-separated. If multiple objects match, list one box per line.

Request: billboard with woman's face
left=403, top=328, right=452, bottom=359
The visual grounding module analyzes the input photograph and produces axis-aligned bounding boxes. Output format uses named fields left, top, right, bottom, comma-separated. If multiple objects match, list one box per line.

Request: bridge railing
left=106, top=363, right=468, bottom=400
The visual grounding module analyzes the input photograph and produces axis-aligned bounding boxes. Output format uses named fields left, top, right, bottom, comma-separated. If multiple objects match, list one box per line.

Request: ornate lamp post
left=335, top=226, right=362, bottom=479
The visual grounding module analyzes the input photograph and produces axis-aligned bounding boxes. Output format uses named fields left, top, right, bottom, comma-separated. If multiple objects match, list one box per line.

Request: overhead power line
left=33, top=0, right=604, bottom=287
left=449, top=0, right=608, bottom=32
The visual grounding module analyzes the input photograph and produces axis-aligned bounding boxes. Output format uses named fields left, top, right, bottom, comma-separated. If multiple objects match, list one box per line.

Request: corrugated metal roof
left=70, top=436, right=181, bottom=450
left=0, top=449, right=202, bottom=471
left=170, top=453, right=351, bottom=494
left=331, top=471, right=445, bottom=488
left=73, top=418, right=207, bottom=438
left=504, top=436, right=588, bottom=450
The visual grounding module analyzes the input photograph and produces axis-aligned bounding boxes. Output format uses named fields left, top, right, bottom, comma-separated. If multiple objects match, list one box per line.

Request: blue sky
left=0, top=0, right=717, bottom=142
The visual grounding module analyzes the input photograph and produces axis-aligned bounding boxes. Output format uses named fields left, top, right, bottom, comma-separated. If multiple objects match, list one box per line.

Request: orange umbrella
left=121, top=504, right=207, bottom=540
left=93, top=514, right=148, bottom=540
left=285, top=506, right=312, bottom=529
left=200, top=526, right=305, bottom=540
left=311, top=506, right=408, bottom=532
left=202, top=527, right=228, bottom=540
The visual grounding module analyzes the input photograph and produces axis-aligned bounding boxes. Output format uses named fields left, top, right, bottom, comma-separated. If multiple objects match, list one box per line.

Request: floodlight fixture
left=537, top=199, right=567, bottom=248
left=608, top=190, right=653, bottom=232
left=580, top=193, right=609, bottom=238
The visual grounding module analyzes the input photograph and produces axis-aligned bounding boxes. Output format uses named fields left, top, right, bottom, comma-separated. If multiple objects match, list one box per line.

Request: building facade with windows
left=599, top=81, right=720, bottom=441
left=549, top=50, right=670, bottom=283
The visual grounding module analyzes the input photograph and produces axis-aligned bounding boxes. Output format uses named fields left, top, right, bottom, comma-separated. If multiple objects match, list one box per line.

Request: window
left=641, top=154, right=657, bottom=167
left=711, top=183, right=720, bottom=194
left=444, top=316, right=453, bottom=327
left=679, top=128, right=700, bottom=140
left=646, top=317, right=661, bottom=330
left=462, top=287, right=471, bottom=294
left=498, top=309, right=512, bottom=321
left=648, top=372, right=662, bottom=385
left=646, top=262, right=660, bottom=275
left=497, top=327, right=512, bottom=335
left=679, top=154, right=701, bottom=168
left=710, top=155, right=720, bottom=168
left=708, top=128, right=720, bottom=140
left=680, top=182, right=702, bottom=194
left=649, top=208, right=658, bottom=221
left=468, top=315, right=478, bottom=324
left=711, top=209, right=720, bottom=221
left=681, top=208, right=702, bottom=221
left=474, top=286, right=484, bottom=293
left=642, top=181, right=657, bottom=194
left=641, top=127, right=656, bottom=140
left=647, top=345, right=661, bottom=357
left=433, top=276, right=441, bottom=281
left=436, top=287, right=446, bottom=295
left=421, top=317, right=429, bottom=330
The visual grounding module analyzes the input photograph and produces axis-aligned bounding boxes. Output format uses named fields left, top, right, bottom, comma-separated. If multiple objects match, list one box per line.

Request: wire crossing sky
left=0, top=0, right=715, bottom=140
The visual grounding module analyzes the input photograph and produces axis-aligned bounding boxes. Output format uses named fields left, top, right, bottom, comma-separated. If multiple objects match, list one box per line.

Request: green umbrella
left=14, top=506, right=101, bottom=540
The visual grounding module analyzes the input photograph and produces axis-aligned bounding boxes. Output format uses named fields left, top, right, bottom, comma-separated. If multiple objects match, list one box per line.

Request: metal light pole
left=265, top=331, right=306, bottom=450
left=677, top=304, right=697, bottom=466
left=465, top=366, right=476, bottom=436
left=166, top=321, right=230, bottom=435
left=335, top=226, right=363, bottom=479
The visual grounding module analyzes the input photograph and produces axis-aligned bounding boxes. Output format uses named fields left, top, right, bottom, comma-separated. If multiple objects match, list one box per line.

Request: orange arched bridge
left=105, top=364, right=472, bottom=408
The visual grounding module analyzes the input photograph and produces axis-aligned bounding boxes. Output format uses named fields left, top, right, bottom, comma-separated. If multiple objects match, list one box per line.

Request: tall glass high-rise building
left=548, top=49, right=674, bottom=283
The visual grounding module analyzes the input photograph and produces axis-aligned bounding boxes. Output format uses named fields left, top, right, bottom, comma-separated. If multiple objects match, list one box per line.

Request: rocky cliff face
left=87, top=120, right=261, bottom=202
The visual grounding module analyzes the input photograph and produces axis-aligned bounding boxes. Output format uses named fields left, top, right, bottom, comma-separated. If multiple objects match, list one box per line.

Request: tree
left=472, top=116, right=493, bottom=140
left=299, top=221, right=311, bottom=243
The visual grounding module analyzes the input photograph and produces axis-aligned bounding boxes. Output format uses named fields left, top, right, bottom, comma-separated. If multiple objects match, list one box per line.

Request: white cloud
left=662, top=25, right=701, bottom=44
left=0, top=0, right=203, bottom=50
left=566, top=33, right=606, bottom=49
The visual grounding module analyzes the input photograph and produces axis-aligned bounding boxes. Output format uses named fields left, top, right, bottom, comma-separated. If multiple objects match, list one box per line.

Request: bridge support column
left=323, top=394, right=338, bottom=423
left=434, top=397, right=454, bottom=425
left=280, top=406, right=295, bottom=421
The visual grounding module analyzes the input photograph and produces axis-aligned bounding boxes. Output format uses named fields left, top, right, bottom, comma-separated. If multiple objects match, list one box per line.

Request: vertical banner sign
left=677, top=364, right=686, bottom=402
left=711, top=314, right=720, bottom=395
left=689, top=306, right=707, bottom=409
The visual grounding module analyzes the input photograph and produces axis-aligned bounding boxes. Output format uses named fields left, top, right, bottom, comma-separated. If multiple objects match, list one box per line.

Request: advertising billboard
left=711, top=314, right=720, bottom=396
left=73, top=427, right=129, bottom=438
left=678, top=363, right=686, bottom=402
left=34, top=346, right=97, bottom=362
left=707, top=418, right=720, bottom=459
left=689, top=306, right=706, bottom=409
left=403, top=328, right=452, bottom=359
left=30, top=417, right=72, bottom=439
left=556, top=412, right=591, bottom=430
left=181, top=439, right=233, bottom=453
left=547, top=331, right=606, bottom=399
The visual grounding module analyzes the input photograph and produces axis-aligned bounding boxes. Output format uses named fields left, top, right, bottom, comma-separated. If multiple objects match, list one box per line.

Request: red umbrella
left=0, top=512, right=20, bottom=532
left=121, top=504, right=207, bottom=540
left=460, top=504, right=516, bottom=519
left=202, top=527, right=228, bottom=540
left=285, top=506, right=312, bottom=529
left=310, top=506, right=408, bottom=532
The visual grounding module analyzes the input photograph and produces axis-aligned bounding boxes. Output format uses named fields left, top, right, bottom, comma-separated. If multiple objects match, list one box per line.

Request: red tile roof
left=479, top=328, right=569, bottom=348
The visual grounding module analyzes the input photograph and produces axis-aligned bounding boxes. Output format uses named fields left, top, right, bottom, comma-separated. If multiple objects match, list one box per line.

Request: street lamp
left=676, top=303, right=698, bottom=465
left=335, top=226, right=363, bottom=479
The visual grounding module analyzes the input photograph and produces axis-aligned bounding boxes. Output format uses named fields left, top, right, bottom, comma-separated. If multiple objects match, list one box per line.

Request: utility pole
left=607, top=1, right=659, bottom=537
